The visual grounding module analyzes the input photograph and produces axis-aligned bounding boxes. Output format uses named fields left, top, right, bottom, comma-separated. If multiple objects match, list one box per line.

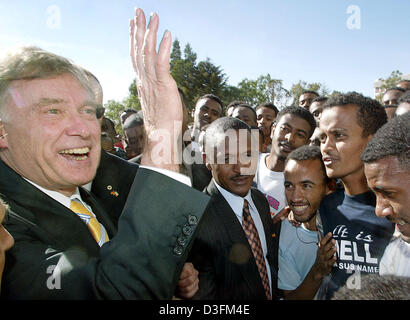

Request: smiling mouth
left=58, top=147, right=90, bottom=160
left=291, top=204, right=309, bottom=214
left=279, top=143, right=294, bottom=153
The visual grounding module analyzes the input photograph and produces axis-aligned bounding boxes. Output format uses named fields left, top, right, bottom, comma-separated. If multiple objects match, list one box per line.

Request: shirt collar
left=23, top=178, right=81, bottom=209
left=213, top=178, right=255, bottom=219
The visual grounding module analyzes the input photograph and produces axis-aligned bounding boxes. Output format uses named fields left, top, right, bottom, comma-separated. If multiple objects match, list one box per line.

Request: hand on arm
left=130, top=8, right=183, bottom=172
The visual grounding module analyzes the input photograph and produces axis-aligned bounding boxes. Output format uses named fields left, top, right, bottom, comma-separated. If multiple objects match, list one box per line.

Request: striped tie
left=70, top=200, right=109, bottom=246
left=242, top=199, right=271, bottom=300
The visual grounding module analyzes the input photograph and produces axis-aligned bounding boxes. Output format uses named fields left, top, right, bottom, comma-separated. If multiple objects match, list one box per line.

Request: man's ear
left=270, top=121, right=277, bottom=139
left=0, top=122, right=9, bottom=149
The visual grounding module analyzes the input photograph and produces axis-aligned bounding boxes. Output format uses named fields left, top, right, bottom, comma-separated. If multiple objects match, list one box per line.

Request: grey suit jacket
left=0, top=159, right=209, bottom=299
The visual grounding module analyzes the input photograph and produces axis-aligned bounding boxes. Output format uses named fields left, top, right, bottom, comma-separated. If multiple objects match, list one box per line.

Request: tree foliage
left=104, top=40, right=403, bottom=129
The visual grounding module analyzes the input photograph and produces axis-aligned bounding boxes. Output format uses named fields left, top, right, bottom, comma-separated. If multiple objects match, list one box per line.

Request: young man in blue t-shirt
left=317, top=92, right=395, bottom=299
left=279, top=145, right=337, bottom=299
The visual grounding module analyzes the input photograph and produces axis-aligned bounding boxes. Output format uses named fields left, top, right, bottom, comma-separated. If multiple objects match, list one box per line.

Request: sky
left=1, top=0, right=409, bottom=105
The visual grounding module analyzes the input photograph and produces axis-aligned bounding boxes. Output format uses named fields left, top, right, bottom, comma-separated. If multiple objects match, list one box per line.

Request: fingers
left=156, top=29, right=172, bottom=82
left=129, top=19, right=137, bottom=73
left=179, top=262, right=195, bottom=279
left=133, top=8, right=146, bottom=77
left=143, top=12, right=159, bottom=78
left=318, top=233, right=337, bottom=261
left=176, top=263, right=199, bottom=299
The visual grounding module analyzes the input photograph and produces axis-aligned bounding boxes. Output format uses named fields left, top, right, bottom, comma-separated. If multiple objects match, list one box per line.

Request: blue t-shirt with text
left=317, top=189, right=394, bottom=299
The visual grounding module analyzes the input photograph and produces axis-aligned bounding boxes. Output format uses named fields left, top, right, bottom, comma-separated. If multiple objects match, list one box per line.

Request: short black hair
left=398, top=90, right=410, bottom=104
left=123, top=112, right=144, bottom=130
left=233, top=103, right=257, bottom=122
left=275, top=106, right=316, bottom=137
left=285, top=145, right=328, bottom=182
left=197, top=94, right=223, bottom=110
left=301, top=90, right=319, bottom=96
left=361, top=112, right=410, bottom=170
left=332, top=274, right=410, bottom=300
left=312, top=96, right=328, bottom=104
left=323, top=91, right=387, bottom=137
left=256, top=103, right=279, bottom=116
left=202, top=116, right=251, bottom=153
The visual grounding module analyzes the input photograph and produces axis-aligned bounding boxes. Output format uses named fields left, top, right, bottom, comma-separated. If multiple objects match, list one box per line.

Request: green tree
left=289, top=80, right=330, bottom=106
left=194, top=58, right=228, bottom=101
left=236, top=74, right=291, bottom=108
left=170, top=39, right=182, bottom=71
left=379, top=70, right=403, bottom=90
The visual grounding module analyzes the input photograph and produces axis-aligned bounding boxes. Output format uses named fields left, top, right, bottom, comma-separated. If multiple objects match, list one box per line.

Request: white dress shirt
left=213, top=179, right=272, bottom=295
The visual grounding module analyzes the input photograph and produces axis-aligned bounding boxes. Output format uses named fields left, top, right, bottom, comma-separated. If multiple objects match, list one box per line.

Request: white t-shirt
left=255, top=153, right=287, bottom=219
left=379, top=236, right=410, bottom=277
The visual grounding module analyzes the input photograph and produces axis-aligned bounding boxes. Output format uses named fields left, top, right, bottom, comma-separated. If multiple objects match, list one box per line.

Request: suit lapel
left=206, top=181, right=267, bottom=298
left=0, top=160, right=103, bottom=256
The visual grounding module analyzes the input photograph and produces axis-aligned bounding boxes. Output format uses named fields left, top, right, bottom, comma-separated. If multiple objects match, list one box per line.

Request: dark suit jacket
left=91, top=150, right=140, bottom=226
left=189, top=180, right=282, bottom=300
left=0, top=159, right=210, bottom=299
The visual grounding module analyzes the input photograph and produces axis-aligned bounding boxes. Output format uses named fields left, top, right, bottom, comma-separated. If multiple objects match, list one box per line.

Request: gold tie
left=70, top=200, right=109, bottom=246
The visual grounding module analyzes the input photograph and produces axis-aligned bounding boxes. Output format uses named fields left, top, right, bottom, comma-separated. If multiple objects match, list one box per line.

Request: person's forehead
left=310, top=101, right=324, bottom=111
left=234, top=106, right=253, bottom=116
left=320, top=104, right=360, bottom=130
left=256, top=107, right=275, bottom=116
left=365, top=157, right=406, bottom=180
left=276, top=113, right=310, bottom=129
left=300, top=93, right=316, bottom=100
left=7, top=74, right=91, bottom=108
left=384, top=90, right=402, bottom=98
left=285, top=158, right=323, bottom=178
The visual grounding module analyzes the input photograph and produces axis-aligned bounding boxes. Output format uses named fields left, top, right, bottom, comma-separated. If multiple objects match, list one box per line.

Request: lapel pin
left=110, top=191, right=119, bottom=197
left=272, top=233, right=276, bottom=238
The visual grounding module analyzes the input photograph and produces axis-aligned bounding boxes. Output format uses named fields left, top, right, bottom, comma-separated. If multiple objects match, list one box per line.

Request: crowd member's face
left=207, top=131, right=257, bottom=197
left=270, top=114, right=312, bottom=161
left=284, top=159, right=330, bottom=224
left=382, top=90, right=403, bottom=106
left=194, top=98, right=222, bottom=130
left=310, top=127, right=322, bottom=147
left=124, top=125, right=145, bottom=159
left=232, top=106, right=257, bottom=128
left=299, top=93, right=317, bottom=110
left=396, top=102, right=410, bottom=116
left=365, top=157, right=410, bottom=243
left=309, top=101, right=324, bottom=124
left=0, top=202, right=14, bottom=287
left=0, top=74, right=101, bottom=196
left=256, top=107, right=276, bottom=137
left=101, top=134, right=114, bottom=154
left=120, top=111, right=135, bottom=126
left=384, top=106, right=397, bottom=121
left=319, top=104, right=371, bottom=180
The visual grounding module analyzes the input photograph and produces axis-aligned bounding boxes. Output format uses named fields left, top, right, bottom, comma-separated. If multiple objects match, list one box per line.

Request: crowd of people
left=0, top=8, right=409, bottom=301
